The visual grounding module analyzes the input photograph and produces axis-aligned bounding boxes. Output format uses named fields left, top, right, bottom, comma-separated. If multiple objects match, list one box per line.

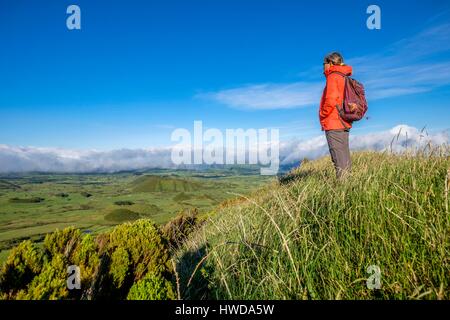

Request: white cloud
left=0, top=125, right=447, bottom=173
left=0, top=146, right=174, bottom=173
left=280, top=125, right=448, bottom=165
left=199, top=23, right=450, bottom=110
left=198, top=82, right=323, bottom=110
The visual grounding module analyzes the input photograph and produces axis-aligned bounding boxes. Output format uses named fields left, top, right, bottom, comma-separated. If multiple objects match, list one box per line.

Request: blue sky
left=1, top=0, right=450, bottom=151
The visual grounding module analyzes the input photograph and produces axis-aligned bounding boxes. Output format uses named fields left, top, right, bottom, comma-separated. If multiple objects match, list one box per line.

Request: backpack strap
left=329, top=72, right=351, bottom=130
left=335, top=105, right=351, bottom=130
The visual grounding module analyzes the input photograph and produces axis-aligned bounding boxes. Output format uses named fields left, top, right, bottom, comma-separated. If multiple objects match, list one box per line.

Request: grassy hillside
left=176, top=149, right=450, bottom=299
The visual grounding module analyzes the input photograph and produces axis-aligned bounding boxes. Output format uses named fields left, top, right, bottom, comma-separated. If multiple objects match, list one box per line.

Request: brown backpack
left=331, top=71, right=368, bottom=125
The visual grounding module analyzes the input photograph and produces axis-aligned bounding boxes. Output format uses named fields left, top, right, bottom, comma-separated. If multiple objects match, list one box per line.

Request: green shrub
left=1, top=220, right=174, bottom=300
left=108, top=219, right=172, bottom=281
left=17, top=254, right=68, bottom=300
left=114, top=200, right=134, bottom=206
left=109, top=247, right=130, bottom=289
left=127, top=272, right=175, bottom=300
left=72, top=235, right=100, bottom=287
left=0, top=241, right=44, bottom=295
left=44, top=227, right=81, bottom=259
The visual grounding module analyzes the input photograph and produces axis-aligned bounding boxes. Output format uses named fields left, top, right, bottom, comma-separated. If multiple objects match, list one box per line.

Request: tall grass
left=175, top=147, right=450, bottom=299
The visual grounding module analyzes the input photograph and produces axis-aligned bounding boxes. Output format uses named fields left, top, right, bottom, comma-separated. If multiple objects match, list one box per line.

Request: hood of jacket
left=324, top=64, right=353, bottom=77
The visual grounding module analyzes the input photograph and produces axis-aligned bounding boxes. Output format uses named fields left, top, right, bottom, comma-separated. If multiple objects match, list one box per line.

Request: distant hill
left=132, top=175, right=203, bottom=193
left=173, top=192, right=193, bottom=202
left=104, top=208, right=140, bottom=222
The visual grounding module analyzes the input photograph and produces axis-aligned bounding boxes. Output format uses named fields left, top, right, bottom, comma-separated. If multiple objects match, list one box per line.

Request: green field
left=0, top=168, right=272, bottom=264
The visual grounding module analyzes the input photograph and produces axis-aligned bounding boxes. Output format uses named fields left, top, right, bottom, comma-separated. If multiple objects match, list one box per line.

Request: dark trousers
left=325, top=129, right=351, bottom=178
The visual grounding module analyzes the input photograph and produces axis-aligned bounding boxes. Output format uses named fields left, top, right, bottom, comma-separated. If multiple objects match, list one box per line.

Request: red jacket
left=319, top=65, right=353, bottom=131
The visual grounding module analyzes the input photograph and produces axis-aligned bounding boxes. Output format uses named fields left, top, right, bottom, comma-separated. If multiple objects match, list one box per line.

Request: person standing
left=319, top=52, right=353, bottom=179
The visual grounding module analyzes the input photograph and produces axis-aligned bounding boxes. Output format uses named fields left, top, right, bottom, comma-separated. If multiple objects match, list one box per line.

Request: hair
left=324, top=52, right=344, bottom=65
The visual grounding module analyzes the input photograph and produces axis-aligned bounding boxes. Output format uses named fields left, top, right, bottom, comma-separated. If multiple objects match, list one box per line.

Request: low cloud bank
left=0, top=125, right=447, bottom=173
left=280, top=125, right=448, bottom=165
left=0, top=147, right=174, bottom=173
